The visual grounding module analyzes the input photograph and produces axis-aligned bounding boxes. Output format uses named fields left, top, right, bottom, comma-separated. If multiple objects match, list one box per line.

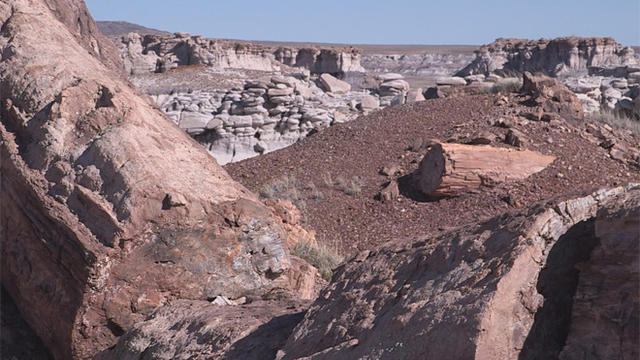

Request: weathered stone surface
left=522, top=72, right=584, bottom=120
left=406, top=88, right=425, bottom=103
left=457, top=37, right=639, bottom=77
left=115, top=33, right=364, bottom=75
left=376, top=73, right=404, bottom=81
left=436, top=76, right=467, bottom=86
left=279, top=185, right=640, bottom=359
left=100, top=298, right=309, bottom=360
left=1, top=288, right=53, bottom=360
left=118, top=32, right=158, bottom=75
left=318, top=73, right=351, bottom=94
left=0, top=1, right=306, bottom=358
left=557, top=194, right=639, bottom=360
left=358, top=95, right=380, bottom=112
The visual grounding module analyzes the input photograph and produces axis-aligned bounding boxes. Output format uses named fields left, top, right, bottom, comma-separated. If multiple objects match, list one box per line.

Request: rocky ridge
left=457, top=37, right=638, bottom=77
left=147, top=70, right=386, bottom=164
left=115, top=32, right=364, bottom=76
left=449, top=37, right=640, bottom=116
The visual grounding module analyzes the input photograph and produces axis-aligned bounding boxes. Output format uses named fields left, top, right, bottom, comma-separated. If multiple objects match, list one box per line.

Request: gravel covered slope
left=226, top=94, right=640, bottom=254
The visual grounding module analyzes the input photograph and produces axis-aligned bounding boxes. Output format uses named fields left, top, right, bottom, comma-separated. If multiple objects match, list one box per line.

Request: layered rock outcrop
left=115, top=32, right=364, bottom=76
left=274, top=47, right=365, bottom=74
left=0, top=1, right=309, bottom=358
left=457, top=37, right=639, bottom=77
left=151, top=72, right=376, bottom=164
left=278, top=185, right=639, bottom=359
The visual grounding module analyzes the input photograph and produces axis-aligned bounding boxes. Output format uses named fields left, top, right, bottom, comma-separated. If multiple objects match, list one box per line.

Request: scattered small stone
left=376, top=180, right=400, bottom=203
left=380, top=163, right=400, bottom=177
left=505, top=129, right=526, bottom=148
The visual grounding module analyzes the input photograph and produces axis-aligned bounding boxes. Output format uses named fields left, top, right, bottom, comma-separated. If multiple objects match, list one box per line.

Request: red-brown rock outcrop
left=278, top=185, right=639, bottom=359
left=521, top=71, right=585, bottom=120
left=0, top=0, right=306, bottom=358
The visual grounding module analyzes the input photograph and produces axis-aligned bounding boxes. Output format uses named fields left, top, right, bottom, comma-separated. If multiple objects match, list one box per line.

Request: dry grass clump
left=291, top=237, right=343, bottom=281
left=587, top=110, right=640, bottom=136
left=325, top=175, right=366, bottom=196
left=259, top=175, right=306, bottom=209
left=259, top=176, right=325, bottom=211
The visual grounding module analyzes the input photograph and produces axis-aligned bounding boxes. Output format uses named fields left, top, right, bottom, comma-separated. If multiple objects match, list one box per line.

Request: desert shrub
left=587, top=110, right=640, bottom=136
left=491, top=77, right=523, bottom=94
left=310, top=188, right=325, bottom=201
left=291, top=238, right=343, bottom=281
left=321, top=172, right=334, bottom=187
left=334, top=176, right=347, bottom=189
left=344, top=176, right=365, bottom=196
left=259, top=175, right=307, bottom=210
left=330, top=175, right=365, bottom=196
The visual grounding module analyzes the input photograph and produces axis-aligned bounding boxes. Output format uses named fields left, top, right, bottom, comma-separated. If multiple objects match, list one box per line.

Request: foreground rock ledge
left=0, top=1, right=308, bottom=358
left=279, top=184, right=639, bottom=359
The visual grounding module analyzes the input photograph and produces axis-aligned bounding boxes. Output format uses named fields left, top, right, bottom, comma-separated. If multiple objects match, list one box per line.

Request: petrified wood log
left=414, top=142, right=556, bottom=197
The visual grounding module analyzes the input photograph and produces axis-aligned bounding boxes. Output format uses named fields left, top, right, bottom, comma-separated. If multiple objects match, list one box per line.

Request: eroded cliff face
left=0, top=0, right=308, bottom=358
left=278, top=185, right=639, bottom=359
left=457, top=37, right=639, bottom=77
left=115, top=32, right=364, bottom=76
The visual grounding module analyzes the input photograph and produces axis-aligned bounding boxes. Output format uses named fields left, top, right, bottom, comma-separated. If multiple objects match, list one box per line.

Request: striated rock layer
left=0, top=0, right=308, bottom=358
left=457, top=37, right=639, bottom=77
left=115, top=32, right=364, bottom=76
left=279, top=185, right=639, bottom=359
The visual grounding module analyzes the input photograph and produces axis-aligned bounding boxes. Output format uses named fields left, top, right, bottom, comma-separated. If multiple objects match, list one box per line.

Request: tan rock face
left=42, top=0, right=123, bottom=73
left=457, top=37, right=639, bottom=77
left=115, top=33, right=365, bottom=75
left=559, top=195, right=639, bottom=360
left=0, top=0, right=302, bottom=358
left=278, top=185, right=640, bottom=359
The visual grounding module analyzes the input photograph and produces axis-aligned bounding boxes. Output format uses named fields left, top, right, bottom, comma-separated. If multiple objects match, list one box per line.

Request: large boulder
left=278, top=185, right=639, bottom=359
left=317, top=73, right=351, bottom=94
left=0, top=1, right=303, bottom=358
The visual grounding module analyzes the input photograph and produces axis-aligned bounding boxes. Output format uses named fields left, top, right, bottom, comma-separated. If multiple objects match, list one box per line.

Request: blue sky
left=86, top=0, right=640, bottom=45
